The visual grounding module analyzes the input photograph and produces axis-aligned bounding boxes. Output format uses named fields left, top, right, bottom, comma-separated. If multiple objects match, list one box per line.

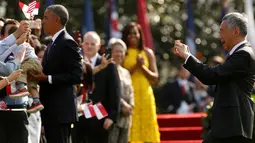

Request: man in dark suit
left=30, top=4, right=83, bottom=143
left=174, top=12, right=255, bottom=143
left=73, top=31, right=120, bottom=143
left=160, top=66, right=197, bottom=113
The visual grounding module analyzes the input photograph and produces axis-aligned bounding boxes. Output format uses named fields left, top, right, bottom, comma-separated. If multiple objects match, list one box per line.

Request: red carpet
left=160, top=140, right=202, bottom=143
left=157, top=113, right=206, bottom=143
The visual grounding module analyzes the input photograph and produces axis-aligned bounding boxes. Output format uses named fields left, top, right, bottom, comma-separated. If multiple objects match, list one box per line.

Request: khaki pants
left=18, top=58, right=42, bottom=89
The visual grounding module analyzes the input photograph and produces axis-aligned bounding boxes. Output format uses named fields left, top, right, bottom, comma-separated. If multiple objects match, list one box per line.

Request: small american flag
left=0, top=101, right=6, bottom=109
left=109, top=0, right=121, bottom=38
left=27, top=1, right=37, bottom=14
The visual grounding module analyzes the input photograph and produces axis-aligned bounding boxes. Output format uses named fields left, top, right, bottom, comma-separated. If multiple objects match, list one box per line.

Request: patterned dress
left=123, top=48, right=160, bottom=142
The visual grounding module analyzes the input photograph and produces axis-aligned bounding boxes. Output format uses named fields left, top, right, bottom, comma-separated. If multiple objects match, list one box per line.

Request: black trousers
left=0, top=111, right=29, bottom=143
left=44, top=123, right=72, bottom=143
left=72, top=116, right=109, bottom=143
left=203, top=131, right=251, bottom=143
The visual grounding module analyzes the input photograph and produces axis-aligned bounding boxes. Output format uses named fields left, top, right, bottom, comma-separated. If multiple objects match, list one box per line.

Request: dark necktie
left=47, top=40, right=53, bottom=55
left=225, top=52, right=230, bottom=60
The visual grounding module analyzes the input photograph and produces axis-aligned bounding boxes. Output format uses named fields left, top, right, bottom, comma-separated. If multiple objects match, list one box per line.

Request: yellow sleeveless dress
left=123, top=48, right=160, bottom=143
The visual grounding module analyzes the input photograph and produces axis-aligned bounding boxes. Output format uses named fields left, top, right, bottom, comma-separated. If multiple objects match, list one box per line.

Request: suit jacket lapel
left=226, top=42, right=248, bottom=60
left=48, top=31, right=65, bottom=61
left=92, top=55, right=102, bottom=83
left=42, top=31, right=66, bottom=67
left=95, top=55, right=101, bottom=66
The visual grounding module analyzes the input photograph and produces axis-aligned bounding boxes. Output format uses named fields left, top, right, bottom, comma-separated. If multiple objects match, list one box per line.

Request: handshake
left=13, top=20, right=31, bottom=45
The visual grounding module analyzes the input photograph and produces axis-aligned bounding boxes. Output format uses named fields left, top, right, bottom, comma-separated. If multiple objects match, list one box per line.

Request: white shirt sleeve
left=2, top=34, right=17, bottom=47
left=184, top=53, right=192, bottom=64
left=0, top=34, right=18, bottom=58
left=48, top=75, right=52, bottom=84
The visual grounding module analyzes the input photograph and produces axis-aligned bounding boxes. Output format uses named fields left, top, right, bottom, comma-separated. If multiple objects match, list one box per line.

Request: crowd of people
left=0, top=4, right=160, bottom=143
left=0, top=3, right=254, bottom=143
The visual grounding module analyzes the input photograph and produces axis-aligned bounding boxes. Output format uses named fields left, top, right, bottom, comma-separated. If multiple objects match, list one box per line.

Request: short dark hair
left=46, top=4, right=69, bottom=26
left=35, top=44, right=46, bottom=55
left=7, top=25, right=18, bottom=35
left=0, top=19, right=19, bottom=36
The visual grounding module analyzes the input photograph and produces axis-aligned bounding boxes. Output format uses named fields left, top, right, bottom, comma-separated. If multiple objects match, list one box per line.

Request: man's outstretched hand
left=13, top=20, right=30, bottom=39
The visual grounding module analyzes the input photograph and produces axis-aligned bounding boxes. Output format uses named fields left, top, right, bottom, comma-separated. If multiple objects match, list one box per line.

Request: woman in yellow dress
left=122, top=22, right=160, bottom=143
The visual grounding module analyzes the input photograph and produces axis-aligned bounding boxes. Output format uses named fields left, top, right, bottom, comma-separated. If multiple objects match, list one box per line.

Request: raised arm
left=0, top=21, right=30, bottom=59
left=140, top=48, right=159, bottom=84
left=184, top=50, right=252, bottom=85
left=92, top=55, right=112, bottom=75
left=0, top=33, right=28, bottom=62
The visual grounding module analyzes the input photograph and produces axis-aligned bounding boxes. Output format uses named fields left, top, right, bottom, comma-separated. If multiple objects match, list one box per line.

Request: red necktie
left=180, top=85, right=186, bottom=96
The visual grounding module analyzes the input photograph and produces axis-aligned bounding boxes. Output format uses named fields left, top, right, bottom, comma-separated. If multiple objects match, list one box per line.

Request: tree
left=3, top=0, right=251, bottom=86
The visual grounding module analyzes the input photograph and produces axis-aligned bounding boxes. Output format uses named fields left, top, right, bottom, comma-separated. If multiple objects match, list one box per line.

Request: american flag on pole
left=109, top=0, right=121, bottom=38
left=105, top=0, right=121, bottom=45
left=19, top=1, right=40, bottom=19
left=27, top=1, right=37, bottom=13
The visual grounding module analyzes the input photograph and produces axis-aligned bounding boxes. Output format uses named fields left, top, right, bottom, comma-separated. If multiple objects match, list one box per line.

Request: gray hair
left=83, top=31, right=101, bottom=46
left=108, top=38, right=127, bottom=52
left=46, top=4, right=69, bottom=26
left=222, top=12, right=248, bottom=36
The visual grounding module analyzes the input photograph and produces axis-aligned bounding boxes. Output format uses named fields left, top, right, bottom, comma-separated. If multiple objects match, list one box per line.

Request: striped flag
left=105, top=0, right=121, bottom=45
left=83, top=102, right=96, bottom=118
left=185, top=0, right=196, bottom=55
left=245, top=0, right=255, bottom=51
left=137, top=0, right=154, bottom=49
left=93, top=102, right=108, bottom=120
left=109, top=0, right=121, bottom=38
left=27, top=1, right=37, bottom=13
left=19, top=1, right=40, bottom=19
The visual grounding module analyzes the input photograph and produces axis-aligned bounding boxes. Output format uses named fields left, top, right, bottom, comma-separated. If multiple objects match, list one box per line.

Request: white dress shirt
left=228, top=40, right=247, bottom=56
left=52, top=28, right=65, bottom=43
left=90, top=53, right=99, bottom=68
left=84, top=53, right=99, bottom=68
